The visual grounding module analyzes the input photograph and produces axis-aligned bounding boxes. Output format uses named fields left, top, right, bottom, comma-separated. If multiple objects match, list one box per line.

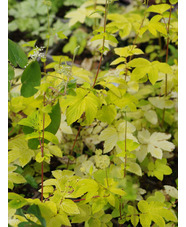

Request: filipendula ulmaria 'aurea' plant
left=8, top=0, right=178, bottom=226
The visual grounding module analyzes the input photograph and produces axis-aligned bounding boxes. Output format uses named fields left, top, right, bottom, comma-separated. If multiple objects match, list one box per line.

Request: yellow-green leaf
left=148, top=65, right=159, bottom=85
left=8, top=172, right=26, bottom=185
left=144, top=110, right=158, bottom=125
left=61, top=199, right=80, bottom=215
left=110, top=57, right=126, bottom=65
left=127, top=162, right=142, bottom=176
left=97, top=105, right=117, bottom=124
left=48, top=214, right=71, bottom=227
left=65, top=89, right=99, bottom=126
left=128, top=58, right=151, bottom=68
left=109, top=187, right=126, bottom=196
left=65, top=8, right=87, bottom=27
left=147, top=4, right=170, bottom=14
left=100, top=126, right=118, bottom=153
left=92, top=198, right=106, bottom=214
left=8, top=193, right=28, bottom=209
left=8, top=134, right=35, bottom=167
left=71, top=204, right=91, bottom=223
left=115, top=45, right=144, bottom=58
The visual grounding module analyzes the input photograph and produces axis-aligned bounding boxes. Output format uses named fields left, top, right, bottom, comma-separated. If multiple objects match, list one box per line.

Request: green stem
left=105, top=168, right=109, bottom=188
left=119, top=200, right=122, bottom=227
left=40, top=93, right=46, bottom=202
left=93, top=0, right=98, bottom=30
left=39, top=5, right=51, bottom=202
left=125, top=10, right=147, bottom=78
left=92, top=0, right=108, bottom=88
left=69, top=0, right=109, bottom=158
left=45, top=6, right=50, bottom=57
left=132, top=13, right=146, bottom=48
left=43, top=6, right=50, bottom=75
left=39, top=137, right=44, bottom=203
left=162, top=5, right=172, bottom=126
left=124, top=113, right=127, bottom=178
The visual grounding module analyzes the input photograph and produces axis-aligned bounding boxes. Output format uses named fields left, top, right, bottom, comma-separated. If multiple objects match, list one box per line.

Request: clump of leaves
left=8, top=0, right=178, bottom=226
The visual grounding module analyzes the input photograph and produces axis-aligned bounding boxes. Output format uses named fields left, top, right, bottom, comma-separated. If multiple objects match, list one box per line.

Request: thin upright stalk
left=39, top=138, right=44, bottom=203
left=125, top=11, right=147, bottom=79
left=105, top=168, right=109, bottom=188
left=119, top=203, right=122, bottom=227
left=40, top=5, right=50, bottom=202
left=68, top=0, right=109, bottom=160
left=132, top=12, right=147, bottom=48
left=92, top=0, right=108, bottom=88
left=93, top=0, right=98, bottom=30
left=45, top=6, right=50, bottom=57
left=40, top=93, right=46, bottom=202
left=67, top=126, right=82, bottom=169
left=43, top=5, right=50, bottom=75
left=124, top=113, right=127, bottom=178
left=162, top=5, right=172, bottom=126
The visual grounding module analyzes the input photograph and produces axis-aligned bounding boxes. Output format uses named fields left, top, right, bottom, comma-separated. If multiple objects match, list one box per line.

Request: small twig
left=73, top=194, right=110, bottom=203
left=168, top=199, right=178, bottom=210
left=44, top=189, right=56, bottom=202
left=123, top=213, right=139, bottom=218
left=45, top=74, right=64, bottom=80
left=8, top=127, right=15, bottom=136
left=48, top=86, right=64, bottom=96
left=67, top=126, right=82, bottom=169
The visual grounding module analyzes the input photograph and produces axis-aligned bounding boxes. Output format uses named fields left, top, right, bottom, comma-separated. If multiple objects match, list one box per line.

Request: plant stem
left=132, top=0, right=149, bottom=50
left=132, top=13, right=146, bottom=48
left=124, top=112, right=127, bottom=178
left=39, top=138, right=44, bottom=203
left=162, top=5, right=172, bottom=126
left=45, top=6, right=50, bottom=57
left=119, top=201, right=122, bottom=227
left=93, top=0, right=98, bottom=30
left=168, top=199, right=178, bottom=210
left=92, top=0, right=108, bottom=88
left=67, top=126, right=82, bottom=169
left=71, top=125, right=82, bottom=153
left=43, top=5, right=50, bottom=75
left=8, top=127, right=15, bottom=136
left=40, top=93, right=46, bottom=202
left=69, top=0, right=109, bottom=157
left=125, top=11, right=147, bottom=79
left=73, top=194, right=110, bottom=202
left=39, top=4, right=51, bottom=202
left=105, top=168, right=109, bottom=187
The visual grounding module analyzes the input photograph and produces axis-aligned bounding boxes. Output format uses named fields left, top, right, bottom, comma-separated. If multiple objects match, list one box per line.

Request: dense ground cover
left=8, top=0, right=178, bottom=226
